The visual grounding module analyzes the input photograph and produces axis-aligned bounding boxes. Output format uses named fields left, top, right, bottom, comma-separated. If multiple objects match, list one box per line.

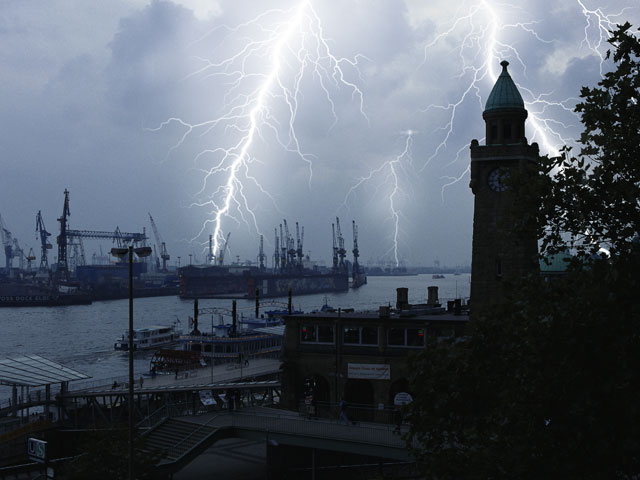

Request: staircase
left=143, top=418, right=219, bottom=466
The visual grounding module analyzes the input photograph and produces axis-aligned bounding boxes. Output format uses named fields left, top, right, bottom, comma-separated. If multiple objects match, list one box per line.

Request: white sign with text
left=347, top=363, right=390, bottom=380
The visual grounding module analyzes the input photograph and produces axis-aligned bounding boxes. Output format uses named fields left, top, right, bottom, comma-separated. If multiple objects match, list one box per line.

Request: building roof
left=0, top=355, right=91, bottom=387
left=285, top=311, right=469, bottom=323
left=485, top=61, right=525, bottom=113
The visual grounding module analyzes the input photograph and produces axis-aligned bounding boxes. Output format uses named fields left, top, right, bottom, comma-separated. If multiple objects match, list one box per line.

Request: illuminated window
left=300, top=325, right=334, bottom=344
left=300, top=325, right=316, bottom=342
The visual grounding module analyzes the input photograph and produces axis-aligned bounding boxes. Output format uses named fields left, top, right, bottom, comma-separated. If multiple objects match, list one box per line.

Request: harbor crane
left=36, top=210, right=52, bottom=272
left=258, top=235, right=266, bottom=270
left=26, top=247, right=36, bottom=272
left=296, top=222, right=304, bottom=268
left=279, top=224, right=287, bottom=270
left=56, top=189, right=147, bottom=278
left=331, top=222, right=338, bottom=272
left=148, top=213, right=170, bottom=272
left=283, top=220, right=296, bottom=268
left=217, top=232, right=231, bottom=265
left=335, top=217, right=347, bottom=271
left=0, top=214, right=13, bottom=273
left=273, top=228, right=280, bottom=270
left=351, top=220, right=366, bottom=287
left=207, top=234, right=214, bottom=265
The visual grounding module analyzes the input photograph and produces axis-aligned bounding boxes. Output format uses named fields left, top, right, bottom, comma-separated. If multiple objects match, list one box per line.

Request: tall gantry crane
left=331, top=222, right=338, bottom=272
left=283, top=220, right=296, bottom=268
left=0, top=214, right=13, bottom=273
left=149, top=213, right=170, bottom=272
left=26, top=247, right=36, bottom=272
left=295, top=222, right=304, bottom=269
left=56, top=189, right=71, bottom=279
left=36, top=210, right=52, bottom=272
left=273, top=228, right=280, bottom=271
left=207, top=234, right=215, bottom=265
left=217, top=232, right=231, bottom=265
left=351, top=219, right=366, bottom=287
left=335, top=217, right=347, bottom=271
left=279, top=224, right=287, bottom=270
left=352, top=220, right=360, bottom=272
left=258, top=235, right=266, bottom=270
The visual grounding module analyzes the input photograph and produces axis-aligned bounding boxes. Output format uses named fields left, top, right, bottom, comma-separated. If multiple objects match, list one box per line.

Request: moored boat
left=114, top=322, right=182, bottom=351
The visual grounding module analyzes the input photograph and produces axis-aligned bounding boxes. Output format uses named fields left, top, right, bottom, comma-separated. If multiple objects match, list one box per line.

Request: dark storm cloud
left=1, top=0, right=637, bottom=269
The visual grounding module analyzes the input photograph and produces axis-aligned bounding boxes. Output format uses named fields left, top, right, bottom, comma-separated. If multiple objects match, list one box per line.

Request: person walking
left=139, top=376, right=144, bottom=389
left=339, top=399, right=349, bottom=425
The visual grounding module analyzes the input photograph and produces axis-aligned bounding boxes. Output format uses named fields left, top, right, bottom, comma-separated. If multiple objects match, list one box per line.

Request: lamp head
left=111, top=247, right=129, bottom=258
left=134, top=246, right=152, bottom=258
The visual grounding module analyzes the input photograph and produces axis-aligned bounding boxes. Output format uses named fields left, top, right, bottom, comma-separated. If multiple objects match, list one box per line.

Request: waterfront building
left=281, top=287, right=468, bottom=416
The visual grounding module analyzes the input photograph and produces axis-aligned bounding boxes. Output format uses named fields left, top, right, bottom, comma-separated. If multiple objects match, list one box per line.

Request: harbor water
left=0, top=274, right=469, bottom=389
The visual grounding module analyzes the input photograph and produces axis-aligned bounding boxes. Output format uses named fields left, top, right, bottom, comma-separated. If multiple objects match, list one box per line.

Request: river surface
left=0, top=273, right=469, bottom=388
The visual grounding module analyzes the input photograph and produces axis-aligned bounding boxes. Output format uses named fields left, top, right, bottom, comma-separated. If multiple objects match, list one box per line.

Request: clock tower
left=469, top=60, right=539, bottom=314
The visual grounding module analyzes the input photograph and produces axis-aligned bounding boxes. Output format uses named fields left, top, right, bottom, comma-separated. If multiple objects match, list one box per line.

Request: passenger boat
left=114, top=322, right=182, bottom=351
left=432, top=274, right=445, bottom=279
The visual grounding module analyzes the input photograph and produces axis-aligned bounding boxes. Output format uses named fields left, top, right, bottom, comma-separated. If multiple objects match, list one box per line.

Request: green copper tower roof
left=484, top=61, right=525, bottom=112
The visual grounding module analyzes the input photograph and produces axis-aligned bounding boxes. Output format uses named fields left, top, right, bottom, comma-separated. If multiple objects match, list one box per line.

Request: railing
left=164, top=414, right=230, bottom=461
left=229, top=409, right=406, bottom=449
left=137, top=402, right=192, bottom=430
left=298, top=400, right=402, bottom=426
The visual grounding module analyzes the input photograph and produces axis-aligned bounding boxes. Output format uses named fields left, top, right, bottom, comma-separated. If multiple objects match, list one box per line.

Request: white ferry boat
left=114, top=322, right=182, bottom=351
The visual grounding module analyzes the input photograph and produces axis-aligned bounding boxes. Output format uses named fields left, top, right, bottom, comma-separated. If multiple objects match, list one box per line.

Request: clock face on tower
left=487, top=168, right=508, bottom=192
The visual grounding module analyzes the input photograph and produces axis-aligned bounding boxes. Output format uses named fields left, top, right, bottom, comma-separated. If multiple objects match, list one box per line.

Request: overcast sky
left=1, top=0, right=637, bottom=269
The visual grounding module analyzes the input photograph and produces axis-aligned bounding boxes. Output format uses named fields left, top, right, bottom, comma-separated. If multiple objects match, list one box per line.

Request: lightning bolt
left=418, top=0, right=631, bottom=200
left=149, top=1, right=367, bottom=257
left=342, top=131, right=414, bottom=267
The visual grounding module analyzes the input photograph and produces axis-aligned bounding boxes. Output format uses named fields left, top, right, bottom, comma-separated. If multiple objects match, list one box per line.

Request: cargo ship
left=0, top=282, right=92, bottom=307
left=179, top=265, right=349, bottom=299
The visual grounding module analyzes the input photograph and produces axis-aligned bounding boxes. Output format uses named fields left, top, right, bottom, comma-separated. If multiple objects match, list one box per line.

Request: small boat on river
left=114, top=322, right=182, bottom=351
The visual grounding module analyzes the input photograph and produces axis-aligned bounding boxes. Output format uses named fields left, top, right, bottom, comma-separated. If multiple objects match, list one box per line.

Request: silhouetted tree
left=406, top=23, right=640, bottom=479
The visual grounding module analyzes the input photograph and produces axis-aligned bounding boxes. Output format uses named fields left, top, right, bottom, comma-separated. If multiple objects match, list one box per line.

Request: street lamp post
left=111, top=245, right=152, bottom=480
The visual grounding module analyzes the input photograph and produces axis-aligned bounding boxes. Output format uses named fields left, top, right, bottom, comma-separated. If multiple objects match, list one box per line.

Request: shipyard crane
left=12, top=238, right=25, bottom=270
left=279, top=224, right=286, bottom=270
left=56, top=189, right=71, bottom=279
left=296, top=222, right=304, bottom=268
left=148, top=213, right=170, bottom=272
left=0, top=214, right=13, bottom=273
left=336, top=217, right=347, bottom=271
left=217, top=232, right=231, bottom=265
left=207, top=234, right=214, bottom=265
left=273, top=228, right=280, bottom=271
left=258, top=235, right=266, bottom=270
left=331, top=222, right=338, bottom=272
left=26, top=247, right=36, bottom=272
left=352, top=219, right=366, bottom=287
left=283, top=220, right=296, bottom=268
left=35, top=210, right=52, bottom=272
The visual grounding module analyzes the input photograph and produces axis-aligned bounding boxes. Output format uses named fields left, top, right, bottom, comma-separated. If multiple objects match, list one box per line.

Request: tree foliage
left=406, top=24, right=640, bottom=478
left=539, top=23, right=640, bottom=257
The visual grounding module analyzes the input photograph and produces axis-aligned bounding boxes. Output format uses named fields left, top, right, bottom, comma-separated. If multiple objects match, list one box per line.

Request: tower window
left=503, top=123, right=511, bottom=141
left=495, top=259, right=502, bottom=278
left=490, top=124, right=498, bottom=141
